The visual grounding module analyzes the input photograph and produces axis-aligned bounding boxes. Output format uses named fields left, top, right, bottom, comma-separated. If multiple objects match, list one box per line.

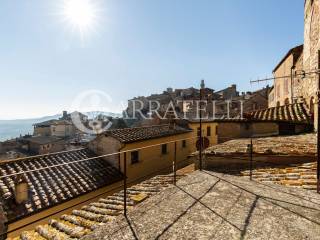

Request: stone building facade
left=125, top=83, right=268, bottom=127
left=301, top=0, right=320, bottom=120
left=268, top=1, right=320, bottom=128
left=268, top=45, right=303, bottom=108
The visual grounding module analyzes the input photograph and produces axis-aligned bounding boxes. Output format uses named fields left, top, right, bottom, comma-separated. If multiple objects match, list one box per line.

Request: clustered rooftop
left=0, top=149, right=122, bottom=223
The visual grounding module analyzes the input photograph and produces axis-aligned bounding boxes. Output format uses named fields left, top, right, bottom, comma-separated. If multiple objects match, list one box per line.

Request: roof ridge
left=0, top=148, right=86, bottom=165
left=106, top=124, right=171, bottom=132
left=248, top=102, right=307, bottom=114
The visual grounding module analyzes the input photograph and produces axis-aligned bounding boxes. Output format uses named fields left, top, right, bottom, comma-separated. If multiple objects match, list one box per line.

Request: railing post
left=199, top=82, right=203, bottom=171
left=173, top=141, right=177, bottom=185
left=123, top=151, right=127, bottom=216
left=250, top=138, right=253, bottom=181
left=317, top=50, right=320, bottom=194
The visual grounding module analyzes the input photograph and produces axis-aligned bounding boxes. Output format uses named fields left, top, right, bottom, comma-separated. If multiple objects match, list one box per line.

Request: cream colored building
left=89, top=123, right=218, bottom=183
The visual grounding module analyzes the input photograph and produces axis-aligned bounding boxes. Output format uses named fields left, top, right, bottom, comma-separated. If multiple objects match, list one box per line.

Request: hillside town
left=1, top=1, right=320, bottom=240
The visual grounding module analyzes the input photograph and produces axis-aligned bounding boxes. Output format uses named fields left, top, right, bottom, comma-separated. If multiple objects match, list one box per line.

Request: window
left=215, top=125, right=218, bottom=135
left=197, top=127, right=201, bottom=136
left=161, top=144, right=168, bottom=154
left=182, top=140, right=187, bottom=148
left=207, top=126, right=211, bottom=136
left=131, top=151, right=139, bottom=164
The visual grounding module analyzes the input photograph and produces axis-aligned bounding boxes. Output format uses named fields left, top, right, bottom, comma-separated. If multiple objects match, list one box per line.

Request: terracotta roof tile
left=0, top=149, right=123, bottom=223
left=104, top=124, right=192, bottom=143
left=247, top=103, right=311, bottom=124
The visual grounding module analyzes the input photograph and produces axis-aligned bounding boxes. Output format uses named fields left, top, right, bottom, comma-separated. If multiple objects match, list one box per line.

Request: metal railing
left=0, top=135, right=201, bottom=237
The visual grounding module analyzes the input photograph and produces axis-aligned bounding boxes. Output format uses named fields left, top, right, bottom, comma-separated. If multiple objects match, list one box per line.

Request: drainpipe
left=317, top=51, right=320, bottom=193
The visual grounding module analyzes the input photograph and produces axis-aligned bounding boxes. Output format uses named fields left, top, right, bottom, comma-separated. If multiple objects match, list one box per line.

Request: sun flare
left=61, top=0, right=100, bottom=36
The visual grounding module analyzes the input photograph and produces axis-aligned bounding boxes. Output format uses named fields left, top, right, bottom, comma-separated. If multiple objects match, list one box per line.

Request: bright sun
left=61, top=0, right=99, bottom=36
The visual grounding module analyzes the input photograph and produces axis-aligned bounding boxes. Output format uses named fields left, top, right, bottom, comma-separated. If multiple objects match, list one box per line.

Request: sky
left=0, top=0, right=304, bottom=119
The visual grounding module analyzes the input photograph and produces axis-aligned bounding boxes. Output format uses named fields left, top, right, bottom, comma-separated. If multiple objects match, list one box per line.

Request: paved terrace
left=84, top=170, right=320, bottom=240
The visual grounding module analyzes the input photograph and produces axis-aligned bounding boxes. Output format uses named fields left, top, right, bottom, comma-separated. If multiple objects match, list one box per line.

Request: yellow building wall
left=188, top=122, right=218, bottom=152
left=119, top=132, right=194, bottom=183
left=118, top=123, right=218, bottom=183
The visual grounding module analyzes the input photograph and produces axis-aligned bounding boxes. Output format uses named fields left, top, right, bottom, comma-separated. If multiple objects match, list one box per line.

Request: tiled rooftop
left=104, top=124, right=191, bottom=143
left=246, top=102, right=311, bottom=124
left=0, top=149, right=122, bottom=223
left=204, top=133, right=316, bottom=156
left=9, top=170, right=190, bottom=240
left=241, top=162, right=318, bottom=191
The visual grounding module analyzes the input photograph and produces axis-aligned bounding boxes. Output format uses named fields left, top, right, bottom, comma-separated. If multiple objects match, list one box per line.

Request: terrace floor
left=83, top=170, right=320, bottom=240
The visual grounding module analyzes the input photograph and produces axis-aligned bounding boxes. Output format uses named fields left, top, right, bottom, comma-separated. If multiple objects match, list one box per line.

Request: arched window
left=276, top=101, right=280, bottom=107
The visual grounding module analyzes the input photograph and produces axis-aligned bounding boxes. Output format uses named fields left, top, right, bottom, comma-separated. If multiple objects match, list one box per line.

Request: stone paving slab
left=83, top=170, right=320, bottom=240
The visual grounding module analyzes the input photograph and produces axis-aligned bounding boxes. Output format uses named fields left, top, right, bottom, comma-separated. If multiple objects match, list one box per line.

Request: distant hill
left=0, top=112, right=122, bottom=141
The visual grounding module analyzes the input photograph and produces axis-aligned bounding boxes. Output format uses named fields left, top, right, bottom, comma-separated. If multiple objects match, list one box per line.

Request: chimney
left=14, top=175, right=29, bottom=204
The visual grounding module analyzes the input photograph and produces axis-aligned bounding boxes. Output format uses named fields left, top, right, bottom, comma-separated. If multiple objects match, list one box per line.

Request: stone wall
left=270, top=1, right=320, bottom=129
left=303, top=0, right=319, bottom=109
